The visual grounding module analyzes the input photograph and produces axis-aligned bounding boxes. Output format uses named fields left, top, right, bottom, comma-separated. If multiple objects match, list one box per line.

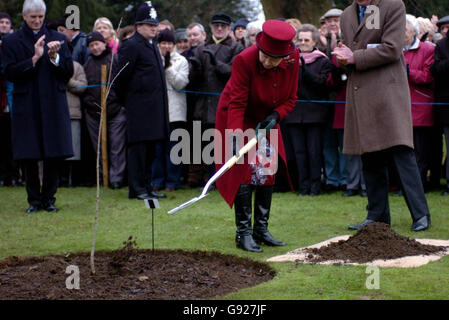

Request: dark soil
left=304, top=222, right=448, bottom=264
left=0, top=238, right=275, bottom=300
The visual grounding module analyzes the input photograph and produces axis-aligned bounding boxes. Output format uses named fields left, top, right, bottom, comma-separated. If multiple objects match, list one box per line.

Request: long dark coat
left=116, top=32, right=169, bottom=143
left=189, top=36, right=244, bottom=124
left=83, top=48, right=122, bottom=119
left=283, top=53, right=333, bottom=125
left=71, top=31, right=90, bottom=66
left=340, top=0, right=413, bottom=155
left=431, top=35, right=449, bottom=125
left=2, top=23, right=74, bottom=160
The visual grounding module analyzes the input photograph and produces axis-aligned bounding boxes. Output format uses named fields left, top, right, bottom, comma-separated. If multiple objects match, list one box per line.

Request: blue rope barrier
left=72, top=83, right=112, bottom=89
left=170, top=89, right=222, bottom=96
left=168, top=89, right=449, bottom=106
left=72, top=85, right=449, bottom=106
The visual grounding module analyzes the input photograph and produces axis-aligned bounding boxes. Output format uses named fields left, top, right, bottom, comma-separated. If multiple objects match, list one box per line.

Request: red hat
left=256, top=20, right=296, bottom=58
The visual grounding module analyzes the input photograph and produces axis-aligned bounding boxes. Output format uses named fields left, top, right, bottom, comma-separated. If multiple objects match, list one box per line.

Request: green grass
left=1, top=186, right=449, bottom=300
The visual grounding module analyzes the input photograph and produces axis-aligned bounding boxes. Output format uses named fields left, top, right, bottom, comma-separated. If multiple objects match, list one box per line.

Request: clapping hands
left=332, top=42, right=355, bottom=66
left=32, top=35, right=62, bottom=65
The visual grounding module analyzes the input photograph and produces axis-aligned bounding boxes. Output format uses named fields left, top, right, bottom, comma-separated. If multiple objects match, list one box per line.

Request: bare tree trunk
left=90, top=18, right=124, bottom=275
left=260, top=0, right=333, bottom=25
left=90, top=65, right=108, bottom=275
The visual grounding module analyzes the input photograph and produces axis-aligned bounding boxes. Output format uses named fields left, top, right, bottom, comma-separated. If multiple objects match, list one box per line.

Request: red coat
left=404, top=41, right=435, bottom=127
left=333, top=87, right=346, bottom=129
left=215, top=44, right=300, bottom=207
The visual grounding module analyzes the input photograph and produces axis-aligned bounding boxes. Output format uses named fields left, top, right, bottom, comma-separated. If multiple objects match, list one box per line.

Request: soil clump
left=304, top=222, right=447, bottom=263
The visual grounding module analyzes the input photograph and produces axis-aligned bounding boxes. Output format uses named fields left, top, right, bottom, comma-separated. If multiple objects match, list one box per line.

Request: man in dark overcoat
left=187, top=13, right=243, bottom=186
left=116, top=2, right=169, bottom=200
left=334, top=0, right=430, bottom=231
left=1, top=0, right=74, bottom=213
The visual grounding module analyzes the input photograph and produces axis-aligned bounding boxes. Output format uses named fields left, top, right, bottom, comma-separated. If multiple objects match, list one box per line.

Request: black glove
left=230, top=135, right=238, bottom=156
left=256, top=111, right=280, bottom=138
left=164, top=52, right=171, bottom=69
left=203, top=49, right=217, bottom=66
left=189, top=56, right=201, bottom=69
left=406, top=64, right=410, bottom=76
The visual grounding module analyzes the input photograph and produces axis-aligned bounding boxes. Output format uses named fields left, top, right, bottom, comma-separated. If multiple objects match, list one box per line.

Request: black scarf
left=21, top=21, right=47, bottom=42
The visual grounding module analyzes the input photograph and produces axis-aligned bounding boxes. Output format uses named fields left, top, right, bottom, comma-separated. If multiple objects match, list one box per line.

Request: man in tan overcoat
left=333, top=0, right=430, bottom=231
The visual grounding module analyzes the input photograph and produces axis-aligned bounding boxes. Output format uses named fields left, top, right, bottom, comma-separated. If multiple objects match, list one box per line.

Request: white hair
left=93, top=17, right=117, bottom=38
left=246, top=20, right=263, bottom=32
left=406, top=14, right=420, bottom=37
left=23, top=0, right=46, bottom=14
left=245, top=21, right=263, bottom=43
left=187, top=22, right=206, bottom=34
left=416, top=17, right=435, bottom=37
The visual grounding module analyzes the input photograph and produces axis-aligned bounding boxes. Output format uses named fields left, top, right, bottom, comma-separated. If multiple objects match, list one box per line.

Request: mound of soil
left=0, top=238, right=275, bottom=300
left=305, top=222, right=447, bottom=264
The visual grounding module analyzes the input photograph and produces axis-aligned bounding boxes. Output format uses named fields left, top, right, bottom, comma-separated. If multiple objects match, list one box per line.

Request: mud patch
left=0, top=239, right=275, bottom=300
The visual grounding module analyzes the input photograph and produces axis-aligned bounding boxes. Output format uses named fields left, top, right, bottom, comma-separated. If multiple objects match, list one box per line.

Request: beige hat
left=323, top=8, right=343, bottom=19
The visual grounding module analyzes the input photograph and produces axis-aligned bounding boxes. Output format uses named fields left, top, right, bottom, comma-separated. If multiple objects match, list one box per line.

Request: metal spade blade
left=167, top=193, right=209, bottom=215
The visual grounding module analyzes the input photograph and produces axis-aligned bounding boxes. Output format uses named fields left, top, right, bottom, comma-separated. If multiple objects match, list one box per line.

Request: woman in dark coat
left=215, top=20, right=300, bottom=252
left=431, top=23, right=449, bottom=194
left=2, top=5, right=74, bottom=213
left=83, top=31, right=127, bottom=189
left=283, top=24, right=333, bottom=196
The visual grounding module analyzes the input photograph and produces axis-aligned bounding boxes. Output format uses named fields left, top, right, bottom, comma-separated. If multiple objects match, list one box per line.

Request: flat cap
left=211, top=13, right=232, bottom=25
left=323, top=8, right=343, bottom=19
left=437, top=15, right=449, bottom=27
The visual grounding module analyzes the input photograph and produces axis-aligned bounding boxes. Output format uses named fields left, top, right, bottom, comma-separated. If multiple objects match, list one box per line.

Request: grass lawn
left=1, top=185, right=449, bottom=300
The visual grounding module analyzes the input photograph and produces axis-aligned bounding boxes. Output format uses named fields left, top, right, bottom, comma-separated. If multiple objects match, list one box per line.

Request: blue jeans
left=345, top=154, right=366, bottom=191
left=323, top=128, right=346, bottom=186
left=152, top=122, right=185, bottom=189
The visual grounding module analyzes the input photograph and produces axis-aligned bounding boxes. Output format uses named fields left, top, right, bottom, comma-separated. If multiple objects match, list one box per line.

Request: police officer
left=116, top=2, right=169, bottom=200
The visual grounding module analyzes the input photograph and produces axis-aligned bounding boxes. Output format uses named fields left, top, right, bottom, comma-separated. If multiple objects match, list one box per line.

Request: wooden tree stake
left=101, top=64, right=109, bottom=188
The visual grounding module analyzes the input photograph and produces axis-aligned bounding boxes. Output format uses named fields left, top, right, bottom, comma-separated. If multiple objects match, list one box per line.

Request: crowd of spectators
left=1, top=0, right=449, bottom=212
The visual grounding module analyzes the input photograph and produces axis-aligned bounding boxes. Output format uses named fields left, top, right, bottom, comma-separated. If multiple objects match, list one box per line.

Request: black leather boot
left=234, top=185, right=262, bottom=252
left=253, top=185, right=286, bottom=246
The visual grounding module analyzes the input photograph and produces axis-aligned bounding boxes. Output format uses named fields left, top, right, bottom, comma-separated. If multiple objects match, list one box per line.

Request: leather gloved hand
left=230, top=134, right=238, bottom=157
left=259, top=111, right=280, bottom=128
left=164, top=52, right=171, bottom=69
left=189, top=56, right=201, bottom=69
left=256, top=111, right=280, bottom=139
left=202, top=49, right=217, bottom=66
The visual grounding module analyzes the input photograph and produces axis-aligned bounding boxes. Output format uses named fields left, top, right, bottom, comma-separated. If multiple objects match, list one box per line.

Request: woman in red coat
left=214, top=20, right=300, bottom=252
left=404, top=15, right=435, bottom=188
